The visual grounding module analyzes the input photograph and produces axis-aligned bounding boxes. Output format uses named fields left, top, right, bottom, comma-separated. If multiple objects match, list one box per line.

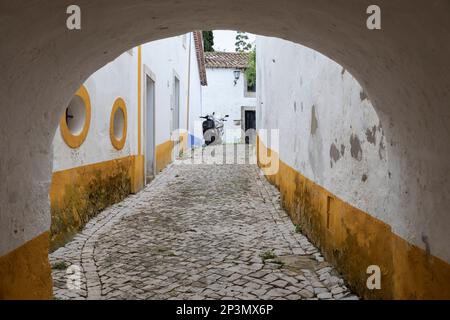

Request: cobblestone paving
left=50, top=145, right=358, bottom=300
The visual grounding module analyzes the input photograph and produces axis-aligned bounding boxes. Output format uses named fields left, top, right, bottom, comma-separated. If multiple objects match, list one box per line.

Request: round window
left=60, top=85, right=91, bottom=148
left=110, top=98, right=127, bottom=150
left=113, top=108, right=125, bottom=140
left=66, top=95, right=86, bottom=135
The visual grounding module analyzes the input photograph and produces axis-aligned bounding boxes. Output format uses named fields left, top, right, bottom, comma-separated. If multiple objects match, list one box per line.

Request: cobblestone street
left=50, top=145, right=358, bottom=300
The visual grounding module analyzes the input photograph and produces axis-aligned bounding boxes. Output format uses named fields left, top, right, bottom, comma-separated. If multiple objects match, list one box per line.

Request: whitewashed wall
left=142, top=34, right=188, bottom=147
left=53, top=51, right=137, bottom=171
left=187, top=35, right=204, bottom=147
left=202, top=68, right=256, bottom=143
left=257, top=35, right=391, bottom=233
left=53, top=33, right=203, bottom=172
left=257, top=35, right=450, bottom=263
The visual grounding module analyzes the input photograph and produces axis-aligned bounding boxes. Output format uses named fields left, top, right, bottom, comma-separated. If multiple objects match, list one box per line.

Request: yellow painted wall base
left=156, top=140, right=174, bottom=173
left=50, top=156, right=138, bottom=251
left=155, top=134, right=188, bottom=172
left=0, top=232, right=52, bottom=300
left=179, top=132, right=188, bottom=156
left=50, top=136, right=182, bottom=251
left=257, top=136, right=450, bottom=299
left=132, top=155, right=145, bottom=193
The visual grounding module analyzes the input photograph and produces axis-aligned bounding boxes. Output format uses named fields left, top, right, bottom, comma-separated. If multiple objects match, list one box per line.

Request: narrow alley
left=2, top=4, right=450, bottom=302
left=50, top=146, right=358, bottom=300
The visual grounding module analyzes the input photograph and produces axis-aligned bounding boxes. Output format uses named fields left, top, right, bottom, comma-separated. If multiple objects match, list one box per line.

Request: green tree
left=235, top=31, right=252, bottom=52
left=245, top=48, right=256, bottom=91
left=202, top=31, right=214, bottom=52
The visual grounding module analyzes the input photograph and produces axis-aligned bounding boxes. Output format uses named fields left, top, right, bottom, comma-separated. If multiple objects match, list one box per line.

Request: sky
left=212, top=30, right=256, bottom=52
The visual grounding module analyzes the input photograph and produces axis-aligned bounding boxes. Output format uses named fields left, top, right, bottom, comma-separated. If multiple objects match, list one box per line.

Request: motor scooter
left=200, top=112, right=229, bottom=145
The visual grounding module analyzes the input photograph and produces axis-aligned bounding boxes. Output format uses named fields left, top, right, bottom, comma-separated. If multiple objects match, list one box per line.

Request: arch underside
left=0, top=0, right=449, bottom=299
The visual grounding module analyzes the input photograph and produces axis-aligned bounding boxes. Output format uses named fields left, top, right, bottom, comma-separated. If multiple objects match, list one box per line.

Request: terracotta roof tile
left=193, top=31, right=207, bottom=86
left=205, top=51, right=250, bottom=69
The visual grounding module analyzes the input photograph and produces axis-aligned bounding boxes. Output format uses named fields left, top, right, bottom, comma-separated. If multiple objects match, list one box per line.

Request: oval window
left=66, top=95, right=86, bottom=135
left=110, top=98, right=127, bottom=150
left=60, top=85, right=91, bottom=148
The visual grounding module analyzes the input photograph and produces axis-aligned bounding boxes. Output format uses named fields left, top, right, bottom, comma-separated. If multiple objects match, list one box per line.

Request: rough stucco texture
left=258, top=138, right=450, bottom=300
left=257, top=35, right=389, bottom=225
left=256, top=35, right=449, bottom=266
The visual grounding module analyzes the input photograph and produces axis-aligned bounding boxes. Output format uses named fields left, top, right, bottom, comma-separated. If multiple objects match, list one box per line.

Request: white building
left=202, top=52, right=256, bottom=144
left=50, top=32, right=207, bottom=249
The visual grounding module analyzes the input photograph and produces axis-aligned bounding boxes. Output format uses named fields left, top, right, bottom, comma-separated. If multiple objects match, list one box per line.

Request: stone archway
left=0, top=0, right=449, bottom=299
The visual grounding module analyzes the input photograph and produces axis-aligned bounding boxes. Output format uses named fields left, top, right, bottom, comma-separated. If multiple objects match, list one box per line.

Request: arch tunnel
left=0, top=0, right=449, bottom=299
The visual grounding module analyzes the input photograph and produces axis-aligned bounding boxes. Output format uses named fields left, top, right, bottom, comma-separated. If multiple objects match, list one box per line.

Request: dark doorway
left=245, top=110, right=256, bottom=144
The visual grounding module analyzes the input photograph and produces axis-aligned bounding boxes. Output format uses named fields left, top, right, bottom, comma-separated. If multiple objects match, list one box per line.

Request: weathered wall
left=50, top=50, right=137, bottom=250
left=258, top=138, right=450, bottom=299
left=202, top=68, right=256, bottom=143
left=257, top=36, right=389, bottom=224
left=50, top=157, right=135, bottom=250
left=256, top=36, right=450, bottom=299
left=50, top=34, right=202, bottom=250
left=0, top=0, right=449, bottom=299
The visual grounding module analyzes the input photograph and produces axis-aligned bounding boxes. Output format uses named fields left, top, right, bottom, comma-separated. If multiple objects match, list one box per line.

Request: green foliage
left=294, top=224, right=302, bottom=233
left=260, top=249, right=284, bottom=266
left=245, top=48, right=256, bottom=90
left=202, top=31, right=214, bottom=52
left=52, top=261, right=69, bottom=270
left=260, top=249, right=276, bottom=262
left=155, top=246, right=170, bottom=253
left=235, top=31, right=252, bottom=52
